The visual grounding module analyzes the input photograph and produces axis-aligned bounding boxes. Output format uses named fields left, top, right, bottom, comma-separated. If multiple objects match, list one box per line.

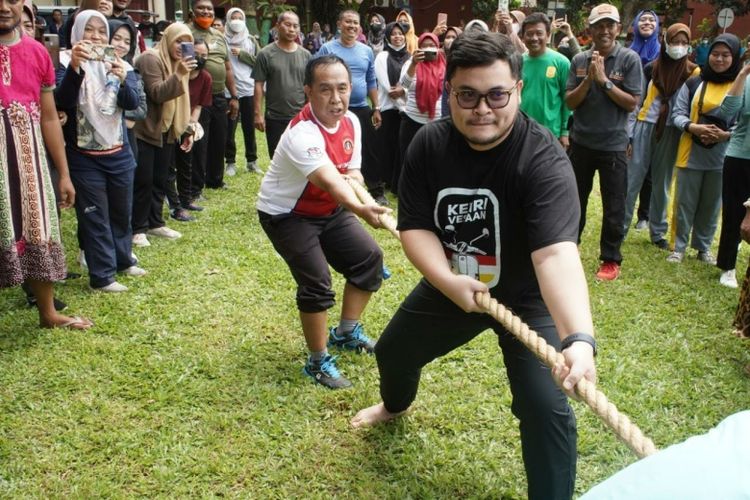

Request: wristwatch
left=601, top=80, right=614, bottom=91
left=230, top=95, right=239, bottom=101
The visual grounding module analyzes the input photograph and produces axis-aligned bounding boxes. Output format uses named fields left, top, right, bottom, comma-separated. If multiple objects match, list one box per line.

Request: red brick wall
left=679, top=2, right=750, bottom=39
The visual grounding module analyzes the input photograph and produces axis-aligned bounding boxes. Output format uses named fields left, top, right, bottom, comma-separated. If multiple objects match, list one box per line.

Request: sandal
left=44, top=316, right=94, bottom=330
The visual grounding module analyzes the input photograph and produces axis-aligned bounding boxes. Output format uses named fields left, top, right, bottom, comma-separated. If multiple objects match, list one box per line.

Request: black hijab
left=384, top=22, right=409, bottom=87
left=701, top=33, right=741, bottom=83
left=108, top=18, right=137, bottom=64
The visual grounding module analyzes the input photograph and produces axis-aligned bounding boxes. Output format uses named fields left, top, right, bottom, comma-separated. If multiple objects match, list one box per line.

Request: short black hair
left=194, top=37, right=208, bottom=50
left=52, top=8, right=62, bottom=14
left=446, top=31, right=522, bottom=82
left=277, top=11, right=298, bottom=24
left=304, top=55, right=351, bottom=86
left=521, top=12, right=550, bottom=35
left=338, top=9, right=359, bottom=21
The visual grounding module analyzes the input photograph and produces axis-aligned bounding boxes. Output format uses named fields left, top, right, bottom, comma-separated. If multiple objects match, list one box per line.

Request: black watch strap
left=560, top=333, right=597, bottom=356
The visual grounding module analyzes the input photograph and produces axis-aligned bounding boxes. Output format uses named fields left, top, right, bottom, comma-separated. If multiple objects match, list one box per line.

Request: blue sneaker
left=303, top=354, right=352, bottom=389
left=327, top=323, right=376, bottom=354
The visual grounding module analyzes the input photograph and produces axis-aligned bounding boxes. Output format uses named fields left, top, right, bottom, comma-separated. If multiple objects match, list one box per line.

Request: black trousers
left=718, top=155, right=750, bottom=270
left=258, top=208, right=383, bottom=313
left=133, top=136, right=174, bottom=234
left=637, top=169, right=652, bottom=221
left=375, top=280, right=576, bottom=500
left=190, top=107, right=212, bottom=200
left=204, top=94, right=228, bottom=189
left=376, top=109, right=401, bottom=192
left=397, top=114, right=423, bottom=194
left=265, top=116, right=291, bottom=161
left=225, top=95, right=257, bottom=164
left=350, top=106, right=385, bottom=198
left=569, top=141, right=627, bottom=264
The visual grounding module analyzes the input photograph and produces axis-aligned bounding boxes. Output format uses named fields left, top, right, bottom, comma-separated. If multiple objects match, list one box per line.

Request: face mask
left=195, top=56, right=207, bottom=70
left=400, top=23, right=411, bottom=33
left=194, top=15, right=214, bottom=30
left=666, top=42, right=689, bottom=60
left=512, top=23, right=520, bottom=35
left=228, top=19, right=244, bottom=33
left=370, top=23, right=383, bottom=34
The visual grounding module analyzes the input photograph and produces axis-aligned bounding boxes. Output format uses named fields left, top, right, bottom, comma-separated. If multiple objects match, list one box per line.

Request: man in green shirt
left=520, top=12, right=571, bottom=150
left=189, top=0, right=240, bottom=192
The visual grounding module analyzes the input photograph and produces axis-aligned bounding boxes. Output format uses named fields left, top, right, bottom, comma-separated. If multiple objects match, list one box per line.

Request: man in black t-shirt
left=352, top=32, right=597, bottom=500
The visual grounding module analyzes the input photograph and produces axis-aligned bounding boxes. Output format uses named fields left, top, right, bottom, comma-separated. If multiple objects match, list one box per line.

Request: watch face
left=605, top=81, right=613, bottom=90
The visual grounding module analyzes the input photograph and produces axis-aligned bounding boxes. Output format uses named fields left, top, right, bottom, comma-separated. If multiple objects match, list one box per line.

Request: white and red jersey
left=257, top=104, right=362, bottom=217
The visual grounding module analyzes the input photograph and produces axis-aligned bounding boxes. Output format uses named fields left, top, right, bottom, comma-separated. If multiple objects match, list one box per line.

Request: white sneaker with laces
left=720, top=269, right=738, bottom=288
left=121, top=266, right=147, bottom=277
left=666, top=251, right=684, bottom=263
left=247, top=161, right=264, bottom=174
left=697, top=250, right=717, bottom=265
left=147, top=226, right=182, bottom=239
left=226, top=162, right=237, bottom=176
left=132, top=233, right=151, bottom=247
left=93, top=281, right=128, bottom=293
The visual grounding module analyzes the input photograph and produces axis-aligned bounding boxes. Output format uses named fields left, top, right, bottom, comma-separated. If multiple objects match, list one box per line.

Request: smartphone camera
left=181, top=42, right=195, bottom=60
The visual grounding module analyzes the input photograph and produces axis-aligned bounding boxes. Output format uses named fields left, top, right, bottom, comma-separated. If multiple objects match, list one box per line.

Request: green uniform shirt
left=521, top=49, right=571, bottom=138
left=190, top=24, right=229, bottom=95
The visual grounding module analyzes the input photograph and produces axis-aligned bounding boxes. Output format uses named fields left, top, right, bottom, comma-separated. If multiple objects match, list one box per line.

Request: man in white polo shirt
left=257, top=55, right=390, bottom=389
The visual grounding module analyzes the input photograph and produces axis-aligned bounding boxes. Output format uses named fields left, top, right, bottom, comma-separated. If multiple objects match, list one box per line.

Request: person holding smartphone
left=132, top=23, right=197, bottom=247
left=55, top=10, right=143, bottom=293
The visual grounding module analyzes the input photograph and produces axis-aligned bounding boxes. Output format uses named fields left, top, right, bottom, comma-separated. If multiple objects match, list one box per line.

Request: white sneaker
left=697, top=250, right=717, bottom=265
left=131, top=251, right=138, bottom=264
left=77, top=250, right=88, bottom=270
left=93, top=281, right=128, bottom=293
left=247, top=161, right=264, bottom=174
left=226, top=162, right=237, bottom=176
left=635, top=219, right=648, bottom=231
left=666, top=251, right=684, bottom=263
left=121, top=265, right=147, bottom=277
left=133, top=233, right=151, bottom=247
left=720, top=269, right=738, bottom=288
left=147, top=226, right=182, bottom=239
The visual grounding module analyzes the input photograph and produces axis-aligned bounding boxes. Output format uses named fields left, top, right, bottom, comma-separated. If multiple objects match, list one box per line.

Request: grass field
left=1, top=128, right=748, bottom=498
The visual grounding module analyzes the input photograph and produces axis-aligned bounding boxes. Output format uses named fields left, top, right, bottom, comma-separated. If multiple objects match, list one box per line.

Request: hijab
left=64, top=10, right=127, bottom=148
left=701, top=33, right=742, bottom=84
left=415, top=32, right=445, bottom=120
left=630, top=10, right=661, bottom=66
left=146, top=22, right=192, bottom=141
left=650, top=23, right=697, bottom=139
left=396, top=10, right=417, bottom=54
left=384, top=22, right=409, bottom=87
left=464, top=19, right=489, bottom=33
left=108, top=19, right=137, bottom=65
left=367, top=13, right=385, bottom=52
left=224, top=8, right=250, bottom=47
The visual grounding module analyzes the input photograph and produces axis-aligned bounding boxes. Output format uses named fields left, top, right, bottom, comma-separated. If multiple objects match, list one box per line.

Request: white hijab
left=67, top=10, right=123, bottom=149
left=224, top=8, right=250, bottom=47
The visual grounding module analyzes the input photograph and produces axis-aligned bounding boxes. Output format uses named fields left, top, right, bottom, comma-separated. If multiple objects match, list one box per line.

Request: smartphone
left=437, top=12, right=447, bottom=26
left=497, top=0, right=509, bottom=12
left=103, top=45, right=116, bottom=63
left=181, top=41, right=195, bottom=60
left=43, top=33, right=60, bottom=69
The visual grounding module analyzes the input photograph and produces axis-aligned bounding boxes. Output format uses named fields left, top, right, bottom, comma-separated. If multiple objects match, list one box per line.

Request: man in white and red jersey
left=257, top=55, right=390, bottom=389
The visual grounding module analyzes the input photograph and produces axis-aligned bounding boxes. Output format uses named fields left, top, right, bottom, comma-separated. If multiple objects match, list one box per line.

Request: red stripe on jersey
left=291, top=104, right=356, bottom=217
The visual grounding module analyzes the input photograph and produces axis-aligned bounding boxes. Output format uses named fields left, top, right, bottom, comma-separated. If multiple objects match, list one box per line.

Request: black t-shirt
left=398, top=113, right=580, bottom=317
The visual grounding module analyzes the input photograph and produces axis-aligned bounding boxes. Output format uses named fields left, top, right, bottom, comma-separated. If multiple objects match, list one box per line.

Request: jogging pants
left=375, top=280, right=576, bottom=500
left=264, top=116, right=291, bottom=161
left=225, top=95, right=257, bottom=164
left=671, top=167, right=722, bottom=254
left=350, top=106, right=385, bottom=199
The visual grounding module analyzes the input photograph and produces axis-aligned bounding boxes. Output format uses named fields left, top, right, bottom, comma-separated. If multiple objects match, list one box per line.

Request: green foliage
left=0, top=130, right=748, bottom=496
left=472, top=0, right=522, bottom=24
left=255, top=0, right=295, bottom=20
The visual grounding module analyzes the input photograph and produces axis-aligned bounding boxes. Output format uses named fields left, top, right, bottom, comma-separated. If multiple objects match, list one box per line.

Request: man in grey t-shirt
left=253, top=11, right=311, bottom=160
left=565, top=4, right=643, bottom=282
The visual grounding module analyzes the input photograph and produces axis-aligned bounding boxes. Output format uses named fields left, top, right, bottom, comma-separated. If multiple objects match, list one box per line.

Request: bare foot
left=40, top=313, right=94, bottom=330
left=351, top=403, right=407, bottom=428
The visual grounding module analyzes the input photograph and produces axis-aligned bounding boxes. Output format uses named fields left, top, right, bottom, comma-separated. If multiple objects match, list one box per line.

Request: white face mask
left=229, top=19, right=244, bottom=33
left=665, top=42, right=688, bottom=60
left=512, top=23, right=520, bottom=35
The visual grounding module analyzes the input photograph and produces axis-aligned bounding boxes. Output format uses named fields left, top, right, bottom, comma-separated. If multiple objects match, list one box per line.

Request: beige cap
left=588, top=4, right=620, bottom=25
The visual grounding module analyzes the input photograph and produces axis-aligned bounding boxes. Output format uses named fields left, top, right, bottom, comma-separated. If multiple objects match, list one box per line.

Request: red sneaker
left=595, top=261, right=620, bottom=281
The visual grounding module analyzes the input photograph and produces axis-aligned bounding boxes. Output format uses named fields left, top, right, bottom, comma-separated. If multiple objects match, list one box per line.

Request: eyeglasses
left=451, top=83, right=519, bottom=110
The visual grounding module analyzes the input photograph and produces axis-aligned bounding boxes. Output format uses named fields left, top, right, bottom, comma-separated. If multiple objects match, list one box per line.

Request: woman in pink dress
left=0, top=0, right=92, bottom=329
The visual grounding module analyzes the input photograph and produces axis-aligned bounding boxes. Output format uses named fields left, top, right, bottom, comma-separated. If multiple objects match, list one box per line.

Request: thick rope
left=347, top=178, right=658, bottom=459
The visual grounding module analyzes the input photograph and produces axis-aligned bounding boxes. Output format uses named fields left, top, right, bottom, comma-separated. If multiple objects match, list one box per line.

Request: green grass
left=1, top=129, right=748, bottom=498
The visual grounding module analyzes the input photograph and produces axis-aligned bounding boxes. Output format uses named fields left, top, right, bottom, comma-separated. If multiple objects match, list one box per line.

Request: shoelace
left=318, top=356, right=341, bottom=377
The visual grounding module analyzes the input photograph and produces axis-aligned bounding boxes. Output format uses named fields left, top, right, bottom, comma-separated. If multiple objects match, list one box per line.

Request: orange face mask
left=194, top=16, right=214, bottom=30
